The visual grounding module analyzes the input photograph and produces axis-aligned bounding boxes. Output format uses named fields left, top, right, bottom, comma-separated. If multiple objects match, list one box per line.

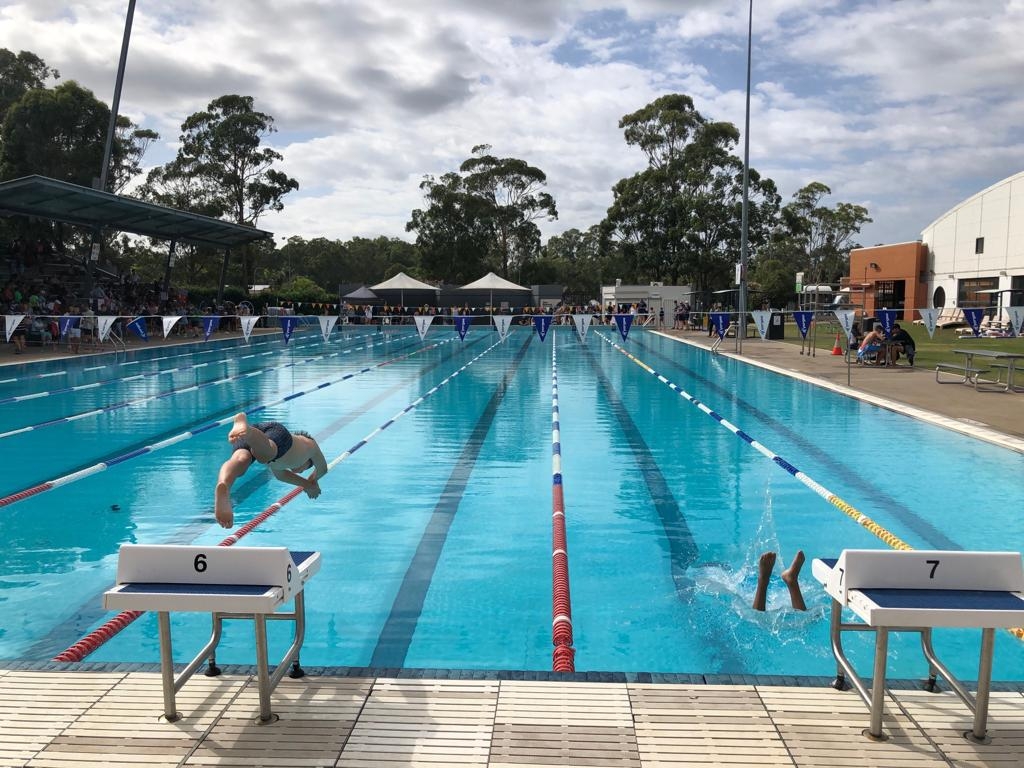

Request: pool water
left=0, top=324, right=1021, bottom=680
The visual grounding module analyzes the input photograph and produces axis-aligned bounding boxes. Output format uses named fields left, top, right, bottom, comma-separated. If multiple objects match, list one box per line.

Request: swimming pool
left=1, top=323, right=1022, bottom=680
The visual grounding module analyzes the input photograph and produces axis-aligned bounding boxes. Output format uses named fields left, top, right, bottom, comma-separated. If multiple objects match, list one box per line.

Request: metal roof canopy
left=0, top=175, right=272, bottom=248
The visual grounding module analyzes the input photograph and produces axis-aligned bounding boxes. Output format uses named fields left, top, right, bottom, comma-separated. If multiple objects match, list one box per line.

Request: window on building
left=958, top=277, right=998, bottom=313
left=1011, top=275, right=1024, bottom=309
left=875, top=280, right=906, bottom=310
left=975, top=237, right=985, bottom=254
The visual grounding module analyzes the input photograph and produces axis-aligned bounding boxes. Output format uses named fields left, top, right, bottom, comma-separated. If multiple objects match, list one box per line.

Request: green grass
left=784, top=321, right=1024, bottom=367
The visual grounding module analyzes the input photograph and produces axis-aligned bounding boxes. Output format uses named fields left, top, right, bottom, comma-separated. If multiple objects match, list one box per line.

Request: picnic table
left=947, top=348, right=1024, bottom=392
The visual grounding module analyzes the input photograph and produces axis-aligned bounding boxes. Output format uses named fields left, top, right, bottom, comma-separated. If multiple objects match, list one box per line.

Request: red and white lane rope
left=549, top=337, right=575, bottom=672
left=53, top=335, right=507, bottom=661
left=1, top=337, right=450, bottom=509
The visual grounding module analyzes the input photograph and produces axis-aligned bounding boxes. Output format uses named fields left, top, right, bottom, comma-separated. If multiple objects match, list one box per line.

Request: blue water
left=1, top=324, right=1022, bottom=680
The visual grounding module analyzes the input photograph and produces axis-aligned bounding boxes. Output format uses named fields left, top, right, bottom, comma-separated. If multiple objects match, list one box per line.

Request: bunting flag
left=792, top=311, right=814, bottom=338
left=280, top=315, right=299, bottom=344
left=750, top=310, right=772, bottom=340
left=917, top=308, right=939, bottom=338
left=126, top=316, right=148, bottom=341
left=202, top=316, right=219, bottom=341
left=613, top=313, right=634, bottom=342
left=571, top=313, right=592, bottom=342
left=533, top=314, right=553, bottom=341
left=710, top=311, right=730, bottom=339
left=493, top=314, right=514, bottom=341
left=240, top=315, right=261, bottom=343
left=414, top=315, right=435, bottom=341
left=876, top=309, right=898, bottom=337
left=58, top=316, right=81, bottom=338
left=97, top=316, right=118, bottom=342
left=161, top=315, right=182, bottom=338
left=4, top=314, right=25, bottom=343
left=833, top=309, right=856, bottom=341
left=318, top=315, right=339, bottom=342
left=962, top=307, right=984, bottom=337
left=1007, top=306, right=1024, bottom=337
left=455, top=315, right=471, bottom=341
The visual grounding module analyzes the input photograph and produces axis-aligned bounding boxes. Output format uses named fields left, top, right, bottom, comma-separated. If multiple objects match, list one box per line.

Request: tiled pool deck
left=3, top=327, right=1022, bottom=766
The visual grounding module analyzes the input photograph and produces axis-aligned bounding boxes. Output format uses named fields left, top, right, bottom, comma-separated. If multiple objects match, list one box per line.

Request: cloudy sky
left=2, top=0, right=1023, bottom=249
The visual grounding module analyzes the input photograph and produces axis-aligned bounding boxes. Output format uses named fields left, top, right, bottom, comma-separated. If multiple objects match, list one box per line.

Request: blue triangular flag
left=876, top=309, right=898, bottom=337
left=710, top=312, right=729, bottom=339
left=280, top=315, right=298, bottom=344
left=962, top=307, right=984, bottom=337
left=455, top=315, right=471, bottom=340
left=126, top=316, right=148, bottom=341
left=792, top=311, right=814, bottom=338
left=202, top=315, right=219, bottom=341
left=58, top=316, right=80, bottom=337
left=613, top=313, right=634, bottom=342
left=533, top=315, right=552, bottom=341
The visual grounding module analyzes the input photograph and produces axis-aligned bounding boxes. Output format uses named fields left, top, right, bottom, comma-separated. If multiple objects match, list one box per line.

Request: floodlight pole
left=737, top=0, right=753, bottom=354
left=87, top=0, right=137, bottom=298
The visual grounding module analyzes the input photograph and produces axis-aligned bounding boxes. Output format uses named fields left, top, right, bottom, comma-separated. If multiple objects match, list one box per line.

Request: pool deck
left=3, top=326, right=1024, bottom=766
left=3, top=669, right=1023, bottom=767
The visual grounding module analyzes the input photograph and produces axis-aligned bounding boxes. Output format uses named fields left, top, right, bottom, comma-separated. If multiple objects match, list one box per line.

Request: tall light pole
left=737, top=0, right=753, bottom=354
left=87, top=0, right=137, bottom=297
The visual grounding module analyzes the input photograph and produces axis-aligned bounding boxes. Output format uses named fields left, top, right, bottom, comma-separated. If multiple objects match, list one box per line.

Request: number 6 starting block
left=812, top=549, right=1024, bottom=742
left=103, top=544, right=321, bottom=723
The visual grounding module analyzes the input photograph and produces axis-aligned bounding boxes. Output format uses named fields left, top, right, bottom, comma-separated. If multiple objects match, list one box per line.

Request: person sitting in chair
left=857, top=323, right=885, bottom=364
left=889, top=323, right=916, bottom=366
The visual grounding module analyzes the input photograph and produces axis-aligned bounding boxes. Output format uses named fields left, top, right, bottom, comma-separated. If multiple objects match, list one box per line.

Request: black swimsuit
left=231, top=421, right=293, bottom=462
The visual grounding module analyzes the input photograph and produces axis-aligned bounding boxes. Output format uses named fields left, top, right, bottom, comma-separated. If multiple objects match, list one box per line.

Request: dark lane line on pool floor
left=581, top=343, right=747, bottom=674
left=369, top=333, right=534, bottom=668
left=19, top=335, right=490, bottom=661
left=632, top=334, right=959, bottom=551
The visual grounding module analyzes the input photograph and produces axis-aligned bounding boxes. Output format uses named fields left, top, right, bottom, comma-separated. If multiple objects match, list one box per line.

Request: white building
left=921, top=170, right=1024, bottom=317
left=600, top=282, right=695, bottom=313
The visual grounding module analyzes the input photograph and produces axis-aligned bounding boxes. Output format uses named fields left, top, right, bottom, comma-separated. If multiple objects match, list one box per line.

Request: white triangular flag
left=4, top=314, right=25, bottom=343
left=161, top=315, right=182, bottom=338
left=917, top=308, right=939, bottom=338
left=750, top=310, right=772, bottom=340
left=493, top=315, right=514, bottom=341
left=240, top=315, right=261, bottom=343
left=97, top=316, right=118, bottom=342
left=571, top=313, right=592, bottom=342
left=414, top=315, right=435, bottom=341
left=318, top=315, right=339, bottom=342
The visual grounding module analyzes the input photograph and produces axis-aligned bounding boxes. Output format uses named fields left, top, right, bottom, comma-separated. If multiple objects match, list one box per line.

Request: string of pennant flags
left=4, top=313, right=642, bottom=346
left=10, top=308, right=1016, bottom=349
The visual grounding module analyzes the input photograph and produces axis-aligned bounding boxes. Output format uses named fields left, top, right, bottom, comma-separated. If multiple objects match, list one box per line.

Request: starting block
left=104, top=544, right=321, bottom=723
left=812, top=549, right=1024, bottom=742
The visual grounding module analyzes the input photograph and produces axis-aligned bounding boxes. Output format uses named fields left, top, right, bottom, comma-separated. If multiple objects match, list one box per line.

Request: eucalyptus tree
left=407, top=171, right=493, bottom=283
left=459, top=144, right=557, bottom=277
left=604, top=95, right=781, bottom=304
left=147, top=95, right=298, bottom=291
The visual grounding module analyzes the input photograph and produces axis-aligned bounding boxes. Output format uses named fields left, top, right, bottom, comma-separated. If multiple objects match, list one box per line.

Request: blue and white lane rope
left=0, top=333, right=417, bottom=440
left=0, top=330, right=398, bottom=405
left=0, top=336, right=456, bottom=508
left=0, top=324, right=369, bottom=385
left=594, top=331, right=913, bottom=552
left=550, top=336, right=576, bottom=671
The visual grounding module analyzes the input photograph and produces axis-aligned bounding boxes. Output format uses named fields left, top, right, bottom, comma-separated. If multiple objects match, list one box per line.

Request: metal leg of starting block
left=157, top=612, right=181, bottom=722
left=868, top=628, right=889, bottom=740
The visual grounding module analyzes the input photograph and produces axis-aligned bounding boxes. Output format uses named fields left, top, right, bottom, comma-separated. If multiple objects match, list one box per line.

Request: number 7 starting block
left=103, top=544, right=321, bottom=723
left=812, top=549, right=1024, bottom=742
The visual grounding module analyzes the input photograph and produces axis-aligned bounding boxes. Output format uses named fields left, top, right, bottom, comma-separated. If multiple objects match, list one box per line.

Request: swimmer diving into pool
left=752, top=550, right=807, bottom=612
left=214, top=413, right=329, bottom=528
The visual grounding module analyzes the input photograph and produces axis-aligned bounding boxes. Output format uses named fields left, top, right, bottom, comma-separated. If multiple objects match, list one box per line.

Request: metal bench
left=104, top=544, right=320, bottom=722
left=935, top=362, right=989, bottom=389
left=812, top=549, right=1024, bottom=742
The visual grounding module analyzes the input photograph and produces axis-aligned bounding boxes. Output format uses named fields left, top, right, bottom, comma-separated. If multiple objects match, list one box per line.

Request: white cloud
left=1, top=0, right=1022, bottom=251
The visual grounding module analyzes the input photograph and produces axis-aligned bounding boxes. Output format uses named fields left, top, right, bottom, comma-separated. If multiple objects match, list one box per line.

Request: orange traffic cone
left=831, top=332, right=843, bottom=356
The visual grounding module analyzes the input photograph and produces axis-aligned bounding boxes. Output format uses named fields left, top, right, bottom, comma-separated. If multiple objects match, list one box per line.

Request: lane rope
left=0, top=333, right=412, bottom=440
left=596, top=332, right=1024, bottom=642
left=1, top=337, right=453, bottom=509
left=52, top=332, right=509, bottom=661
left=550, top=336, right=576, bottom=671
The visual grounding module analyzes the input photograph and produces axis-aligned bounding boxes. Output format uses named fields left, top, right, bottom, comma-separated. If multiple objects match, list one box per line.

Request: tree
left=459, top=145, right=557, bottom=277
left=407, top=171, right=493, bottom=283
left=0, top=48, right=58, bottom=122
left=759, top=182, right=872, bottom=289
left=149, top=95, right=299, bottom=290
left=603, top=94, right=780, bottom=305
left=407, top=147, right=557, bottom=283
left=0, top=80, right=108, bottom=185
